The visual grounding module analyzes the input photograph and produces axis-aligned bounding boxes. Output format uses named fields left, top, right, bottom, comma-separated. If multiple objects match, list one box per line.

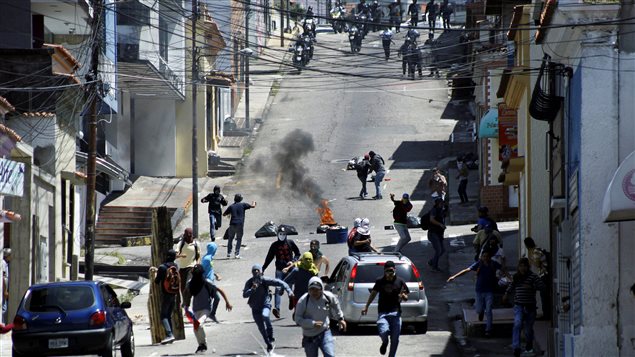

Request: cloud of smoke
left=250, top=129, right=324, bottom=205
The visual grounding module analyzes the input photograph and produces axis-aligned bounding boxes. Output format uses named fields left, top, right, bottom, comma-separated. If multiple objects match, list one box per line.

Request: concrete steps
left=95, top=206, right=176, bottom=246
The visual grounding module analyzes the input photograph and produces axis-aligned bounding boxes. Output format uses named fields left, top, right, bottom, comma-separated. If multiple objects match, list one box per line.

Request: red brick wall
left=480, top=185, right=518, bottom=221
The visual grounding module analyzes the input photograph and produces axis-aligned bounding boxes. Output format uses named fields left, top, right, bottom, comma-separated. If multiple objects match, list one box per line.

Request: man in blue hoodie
left=201, top=242, right=222, bottom=323
left=243, top=264, right=294, bottom=353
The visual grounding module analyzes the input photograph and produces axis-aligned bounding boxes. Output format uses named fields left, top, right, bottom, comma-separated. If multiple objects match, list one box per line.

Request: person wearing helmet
left=222, top=194, right=256, bottom=259
left=262, top=226, right=301, bottom=318
left=370, top=0, right=382, bottom=32
left=388, top=0, right=401, bottom=32
left=201, top=185, right=228, bottom=241
left=407, top=0, right=419, bottom=27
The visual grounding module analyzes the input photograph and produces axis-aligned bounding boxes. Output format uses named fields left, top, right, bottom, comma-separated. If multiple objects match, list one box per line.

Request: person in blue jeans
left=368, top=151, right=386, bottom=199
left=223, top=193, right=256, bottom=259
left=200, top=185, right=228, bottom=241
left=503, top=258, right=545, bottom=357
left=243, top=264, right=294, bottom=353
left=361, top=261, right=410, bottom=357
left=294, top=277, right=347, bottom=357
left=447, top=250, right=502, bottom=337
left=427, top=197, right=447, bottom=272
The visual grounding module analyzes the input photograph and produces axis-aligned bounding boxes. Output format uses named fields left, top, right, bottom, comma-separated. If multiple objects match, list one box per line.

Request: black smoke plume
left=251, top=129, right=324, bottom=205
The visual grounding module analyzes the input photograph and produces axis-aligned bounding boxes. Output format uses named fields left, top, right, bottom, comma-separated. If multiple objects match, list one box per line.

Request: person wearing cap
left=368, top=151, right=386, bottom=199
left=361, top=261, right=410, bottom=356
left=150, top=249, right=179, bottom=344
left=427, top=197, right=447, bottom=272
left=263, top=226, right=301, bottom=318
left=295, top=276, right=346, bottom=356
left=201, top=185, right=228, bottom=241
left=243, top=264, right=294, bottom=353
left=391, top=193, right=414, bottom=253
left=355, top=154, right=372, bottom=199
left=473, top=223, right=503, bottom=261
left=223, top=193, right=256, bottom=259
left=353, top=218, right=379, bottom=253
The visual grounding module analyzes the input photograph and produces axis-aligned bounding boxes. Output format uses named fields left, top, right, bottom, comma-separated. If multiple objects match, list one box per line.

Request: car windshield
left=25, top=286, right=95, bottom=312
left=354, top=263, right=417, bottom=283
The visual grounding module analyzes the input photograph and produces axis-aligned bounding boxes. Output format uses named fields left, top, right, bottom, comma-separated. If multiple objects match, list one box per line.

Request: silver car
left=325, top=252, right=428, bottom=333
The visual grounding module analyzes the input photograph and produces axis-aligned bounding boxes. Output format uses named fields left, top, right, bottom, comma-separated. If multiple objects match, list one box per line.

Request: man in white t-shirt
left=176, top=228, right=200, bottom=299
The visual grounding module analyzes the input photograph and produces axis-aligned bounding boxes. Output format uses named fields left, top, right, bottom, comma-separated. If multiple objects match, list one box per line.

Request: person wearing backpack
left=243, top=264, right=294, bottom=353
left=183, top=264, right=233, bottom=354
left=201, top=185, right=228, bottom=241
left=176, top=228, right=200, bottom=300
left=391, top=193, right=414, bottom=253
left=262, top=226, right=301, bottom=319
left=151, top=249, right=180, bottom=344
left=473, top=224, right=503, bottom=261
left=294, top=277, right=347, bottom=357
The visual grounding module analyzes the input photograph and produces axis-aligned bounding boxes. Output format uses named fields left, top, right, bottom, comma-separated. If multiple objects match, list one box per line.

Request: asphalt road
left=133, top=29, right=466, bottom=357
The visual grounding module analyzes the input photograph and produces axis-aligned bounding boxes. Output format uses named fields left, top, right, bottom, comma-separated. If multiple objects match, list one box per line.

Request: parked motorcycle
left=348, top=25, right=362, bottom=53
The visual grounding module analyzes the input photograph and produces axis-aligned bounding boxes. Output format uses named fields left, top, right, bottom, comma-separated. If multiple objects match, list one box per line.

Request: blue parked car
left=11, top=281, right=134, bottom=357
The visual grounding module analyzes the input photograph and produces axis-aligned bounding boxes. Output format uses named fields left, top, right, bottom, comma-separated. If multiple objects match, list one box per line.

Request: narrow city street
left=131, top=29, right=467, bottom=356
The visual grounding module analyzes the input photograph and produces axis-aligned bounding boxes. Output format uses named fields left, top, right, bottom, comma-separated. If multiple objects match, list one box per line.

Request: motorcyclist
left=407, top=0, right=420, bottom=27
left=306, top=6, right=314, bottom=19
left=388, top=0, right=401, bottom=32
left=356, top=0, right=372, bottom=37
left=380, top=28, right=395, bottom=60
left=330, top=2, right=347, bottom=32
left=406, top=25, right=420, bottom=43
left=370, top=0, right=382, bottom=32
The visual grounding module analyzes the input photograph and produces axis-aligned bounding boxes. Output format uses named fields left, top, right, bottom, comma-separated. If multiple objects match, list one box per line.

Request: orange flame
left=316, top=199, right=336, bottom=225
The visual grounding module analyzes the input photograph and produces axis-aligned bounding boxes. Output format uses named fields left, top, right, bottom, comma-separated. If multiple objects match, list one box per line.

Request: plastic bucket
left=326, top=227, right=348, bottom=244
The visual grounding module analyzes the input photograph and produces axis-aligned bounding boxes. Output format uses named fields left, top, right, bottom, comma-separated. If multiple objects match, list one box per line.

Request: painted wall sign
left=0, top=158, right=24, bottom=197
left=498, top=104, right=518, bottom=161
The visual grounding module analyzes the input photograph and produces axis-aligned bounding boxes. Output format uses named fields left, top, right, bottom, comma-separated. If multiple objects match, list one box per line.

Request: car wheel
left=121, top=328, right=135, bottom=357
left=100, top=332, right=116, bottom=357
left=12, top=347, right=27, bottom=357
left=415, top=320, right=428, bottom=334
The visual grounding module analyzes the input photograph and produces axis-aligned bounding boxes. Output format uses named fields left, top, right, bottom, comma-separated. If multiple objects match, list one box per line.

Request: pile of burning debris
left=316, top=199, right=347, bottom=233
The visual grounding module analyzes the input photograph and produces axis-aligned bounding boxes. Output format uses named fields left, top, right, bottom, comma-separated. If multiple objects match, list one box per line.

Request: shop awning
left=479, top=109, right=499, bottom=138
left=602, top=150, right=635, bottom=222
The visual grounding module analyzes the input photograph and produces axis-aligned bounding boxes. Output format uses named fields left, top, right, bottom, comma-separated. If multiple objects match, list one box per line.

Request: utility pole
left=245, top=0, right=250, bottom=129
left=84, top=0, right=103, bottom=281
left=281, top=0, right=285, bottom=47
left=191, top=0, right=200, bottom=238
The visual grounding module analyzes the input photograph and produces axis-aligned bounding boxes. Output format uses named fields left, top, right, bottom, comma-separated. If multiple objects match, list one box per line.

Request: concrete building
left=479, top=0, right=635, bottom=355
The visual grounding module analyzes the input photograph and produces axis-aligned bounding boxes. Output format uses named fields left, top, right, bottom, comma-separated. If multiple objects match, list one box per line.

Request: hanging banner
left=0, top=158, right=25, bottom=197
left=498, top=104, right=518, bottom=161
